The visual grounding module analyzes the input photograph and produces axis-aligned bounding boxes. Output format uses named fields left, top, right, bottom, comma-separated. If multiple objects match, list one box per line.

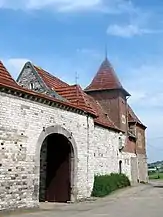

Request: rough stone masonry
left=0, top=58, right=148, bottom=211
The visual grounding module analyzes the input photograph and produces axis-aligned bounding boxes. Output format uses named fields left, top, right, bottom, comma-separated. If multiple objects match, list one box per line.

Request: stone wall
left=137, top=154, right=148, bottom=183
left=93, top=125, right=136, bottom=181
left=120, top=151, right=137, bottom=181
left=136, top=126, right=146, bottom=154
left=0, top=90, right=147, bottom=211
left=0, top=92, right=95, bottom=210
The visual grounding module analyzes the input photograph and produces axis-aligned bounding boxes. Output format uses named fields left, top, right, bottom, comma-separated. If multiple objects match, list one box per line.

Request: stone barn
left=0, top=57, right=148, bottom=211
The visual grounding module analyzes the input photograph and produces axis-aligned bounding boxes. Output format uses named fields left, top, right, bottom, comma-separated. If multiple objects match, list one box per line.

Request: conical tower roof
left=85, top=58, right=130, bottom=96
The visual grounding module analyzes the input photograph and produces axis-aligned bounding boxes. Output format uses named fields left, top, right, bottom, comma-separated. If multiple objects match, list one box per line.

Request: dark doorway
left=39, top=133, right=72, bottom=203
left=119, top=160, right=122, bottom=174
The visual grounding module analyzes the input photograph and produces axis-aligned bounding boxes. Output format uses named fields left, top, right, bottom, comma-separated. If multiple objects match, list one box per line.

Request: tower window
left=121, top=115, right=126, bottom=124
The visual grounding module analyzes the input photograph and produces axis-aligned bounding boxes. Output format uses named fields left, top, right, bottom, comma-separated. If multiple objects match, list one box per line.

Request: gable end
left=17, top=62, right=65, bottom=101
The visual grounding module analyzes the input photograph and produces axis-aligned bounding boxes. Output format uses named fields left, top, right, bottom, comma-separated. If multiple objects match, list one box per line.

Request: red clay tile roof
left=0, top=61, right=96, bottom=115
left=128, top=105, right=146, bottom=129
left=0, top=60, right=123, bottom=131
left=55, top=85, right=97, bottom=116
left=0, top=61, right=19, bottom=88
left=33, top=62, right=121, bottom=130
left=56, top=84, right=119, bottom=130
left=33, top=65, right=69, bottom=90
left=87, top=95, right=119, bottom=131
left=85, top=58, right=130, bottom=96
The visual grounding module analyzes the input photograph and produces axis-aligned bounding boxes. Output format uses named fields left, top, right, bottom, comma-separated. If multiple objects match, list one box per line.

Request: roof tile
left=56, top=85, right=119, bottom=130
left=0, top=61, right=94, bottom=115
left=85, top=58, right=130, bottom=96
left=0, top=61, right=19, bottom=88
left=85, top=58, right=122, bottom=91
left=56, top=85, right=97, bottom=116
left=33, top=65, right=69, bottom=90
left=0, top=60, right=142, bottom=132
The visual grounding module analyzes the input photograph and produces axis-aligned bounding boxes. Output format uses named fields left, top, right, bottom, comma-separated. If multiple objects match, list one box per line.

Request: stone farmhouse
left=0, top=57, right=148, bottom=211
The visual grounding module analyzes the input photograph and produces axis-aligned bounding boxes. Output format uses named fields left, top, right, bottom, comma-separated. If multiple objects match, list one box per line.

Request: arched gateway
left=35, top=126, right=77, bottom=203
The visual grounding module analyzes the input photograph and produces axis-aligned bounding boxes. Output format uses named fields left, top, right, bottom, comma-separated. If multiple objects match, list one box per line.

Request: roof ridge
left=73, top=85, right=97, bottom=116
left=128, top=104, right=146, bottom=128
left=35, top=65, right=55, bottom=79
left=77, top=85, right=96, bottom=113
left=55, top=84, right=97, bottom=116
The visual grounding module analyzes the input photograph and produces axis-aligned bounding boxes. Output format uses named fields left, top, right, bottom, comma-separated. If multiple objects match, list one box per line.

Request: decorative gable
left=17, top=62, right=47, bottom=93
left=17, top=62, right=65, bottom=101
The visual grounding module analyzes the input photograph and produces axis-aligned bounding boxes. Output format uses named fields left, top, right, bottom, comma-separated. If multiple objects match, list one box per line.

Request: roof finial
left=105, top=43, right=108, bottom=60
left=75, top=71, right=79, bottom=85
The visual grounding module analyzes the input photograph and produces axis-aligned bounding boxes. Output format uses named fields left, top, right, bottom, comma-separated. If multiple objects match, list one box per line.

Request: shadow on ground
left=149, top=180, right=163, bottom=188
left=153, top=185, right=163, bottom=188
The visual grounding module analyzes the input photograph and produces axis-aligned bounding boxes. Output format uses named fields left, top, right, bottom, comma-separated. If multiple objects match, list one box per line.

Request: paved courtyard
left=2, top=181, right=163, bottom=217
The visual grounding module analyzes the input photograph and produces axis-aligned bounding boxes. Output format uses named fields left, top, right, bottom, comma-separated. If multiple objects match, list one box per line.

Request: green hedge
left=91, top=173, right=131, bottom=197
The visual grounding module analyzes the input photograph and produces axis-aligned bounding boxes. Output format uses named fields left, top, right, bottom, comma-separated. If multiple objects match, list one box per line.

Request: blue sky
left=1, top=0, right=163, bottom=163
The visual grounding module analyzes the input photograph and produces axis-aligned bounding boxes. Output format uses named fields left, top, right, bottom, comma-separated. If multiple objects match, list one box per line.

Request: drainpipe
left=125, top=96, right=130, bottom=144
left=134, top=121, right=140, bottom=183
left=125, top=95, right=133, bottom=181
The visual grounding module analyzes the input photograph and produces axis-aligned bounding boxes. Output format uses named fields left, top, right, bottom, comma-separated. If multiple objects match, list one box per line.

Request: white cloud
left=28, top=0, right=103, bottom=11
left=124, top=63, right=163, bottom=162
left=0, top=0, right=104, bottom=11
left=3, top=58, right=29, bottom=79
left=125, top=64, right=163, bottom=107
left=76, top=48, right=101, bottom=59
left=107, top=24, right=163, bottom=37
left=0, top=0, right=138, bottom=13
left=106, top=1, right=163, bottom=38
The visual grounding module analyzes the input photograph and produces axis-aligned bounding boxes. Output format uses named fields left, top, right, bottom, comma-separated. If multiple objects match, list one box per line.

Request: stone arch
left=35, top=125, right=78, bottom=202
